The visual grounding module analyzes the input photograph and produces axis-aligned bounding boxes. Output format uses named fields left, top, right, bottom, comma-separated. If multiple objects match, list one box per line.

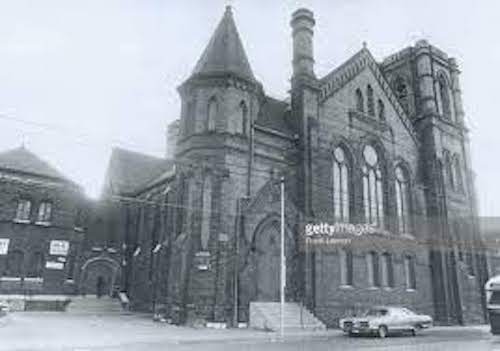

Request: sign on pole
left=49, top=240, right=70, bottom=256
left=0, top=239, right=9, bottom=255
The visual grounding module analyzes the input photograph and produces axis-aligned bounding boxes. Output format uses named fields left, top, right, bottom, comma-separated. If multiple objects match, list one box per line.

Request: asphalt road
left=1, top=312, right=499, bottom=351
left=88, top=330, right=500, bottom=351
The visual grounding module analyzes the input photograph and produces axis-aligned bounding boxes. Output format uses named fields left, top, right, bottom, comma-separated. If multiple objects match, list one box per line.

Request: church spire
left=191, top=6, right=255, bottom=81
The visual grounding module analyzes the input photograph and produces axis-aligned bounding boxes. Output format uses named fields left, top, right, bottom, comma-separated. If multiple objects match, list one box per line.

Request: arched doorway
left=79, top=257, right=120, bottom=297
left=253, top=218, right=296, bottom=302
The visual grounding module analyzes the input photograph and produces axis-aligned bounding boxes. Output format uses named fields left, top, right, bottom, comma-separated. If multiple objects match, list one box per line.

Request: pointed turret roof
left=191, top=6, right=255, bottom=81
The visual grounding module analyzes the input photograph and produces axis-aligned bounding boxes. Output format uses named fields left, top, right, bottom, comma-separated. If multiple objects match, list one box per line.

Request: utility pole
left=280, top=176, right=286, bottom=338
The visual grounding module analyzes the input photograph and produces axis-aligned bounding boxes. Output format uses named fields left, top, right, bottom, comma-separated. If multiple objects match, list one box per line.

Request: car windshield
left=364, top=308, right=388, bottom=317
left=400, top=308, right=416, bottom=315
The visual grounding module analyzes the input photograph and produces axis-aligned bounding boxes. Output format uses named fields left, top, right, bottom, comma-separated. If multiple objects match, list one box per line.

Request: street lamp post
left=280, top=176, right=286, bottom=338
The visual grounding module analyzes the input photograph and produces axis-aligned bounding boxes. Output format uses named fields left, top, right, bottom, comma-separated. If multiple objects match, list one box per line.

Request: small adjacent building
left=0, top=146, right=88, bottom=295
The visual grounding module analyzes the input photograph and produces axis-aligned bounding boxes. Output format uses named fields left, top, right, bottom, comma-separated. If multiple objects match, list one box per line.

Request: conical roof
left=191, top=6, right=255, bottom=81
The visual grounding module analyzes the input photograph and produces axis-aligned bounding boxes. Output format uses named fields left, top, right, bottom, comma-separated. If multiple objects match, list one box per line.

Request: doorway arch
left=79, top=256, right=121, bottom=297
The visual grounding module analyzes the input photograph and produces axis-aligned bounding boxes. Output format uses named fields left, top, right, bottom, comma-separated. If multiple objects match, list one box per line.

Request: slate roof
left=0, top=146, right=72, bottom=182
left=254, top=96, right=293, bottom=136
left=104, top=147, right=174, bottom=196
left=191, top=6, right=255, bottom=81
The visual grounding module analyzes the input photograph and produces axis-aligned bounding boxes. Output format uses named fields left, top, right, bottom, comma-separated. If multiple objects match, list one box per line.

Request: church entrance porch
left=238, top=216, right=299, bottom=322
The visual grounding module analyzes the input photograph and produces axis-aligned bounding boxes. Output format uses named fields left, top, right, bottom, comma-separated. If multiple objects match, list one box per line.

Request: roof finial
left=362, top=41, right=368, bottom=49
left=225, top=3, right=233, bottom=15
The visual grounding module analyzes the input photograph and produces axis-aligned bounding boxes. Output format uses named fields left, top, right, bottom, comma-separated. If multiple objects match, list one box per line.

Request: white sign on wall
left=49, top=240, right=69, bottom=256
left=0, top=239, right=9, bottom=255
left=45, top=261, right=64, bottom=270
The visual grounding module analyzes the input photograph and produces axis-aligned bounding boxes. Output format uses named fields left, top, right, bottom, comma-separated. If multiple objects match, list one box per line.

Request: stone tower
left=381, top=40, right=487, bottom=324
left=174, top=6, right=263, bottom=323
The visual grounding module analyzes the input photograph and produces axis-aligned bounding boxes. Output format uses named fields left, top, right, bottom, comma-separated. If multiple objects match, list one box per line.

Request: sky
left=0, top=0, right=498, bottom=216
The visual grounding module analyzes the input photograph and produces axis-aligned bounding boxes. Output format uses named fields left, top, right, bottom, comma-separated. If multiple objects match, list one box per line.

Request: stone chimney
left=291, top=8, right=316, bottom=78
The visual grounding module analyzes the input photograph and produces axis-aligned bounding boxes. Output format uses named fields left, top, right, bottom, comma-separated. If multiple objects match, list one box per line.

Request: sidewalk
left=0, top=312, right=492, bottom=350
left=0, top=312, right=339, bottom=350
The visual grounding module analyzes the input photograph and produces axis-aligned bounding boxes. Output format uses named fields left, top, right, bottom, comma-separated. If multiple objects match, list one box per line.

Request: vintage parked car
left=0, top=301, right=9, bottom=326
left=0, top=301, right=8, bottom=316
left=339, top=306, right=433, bottom=338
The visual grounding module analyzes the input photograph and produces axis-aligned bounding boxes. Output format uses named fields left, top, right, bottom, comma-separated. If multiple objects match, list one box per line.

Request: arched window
left=332, top=146, right=350, bottom=222
left=367, top=85, right=375, bottom=116
left=207, top=97, right=217, bottom=131
left=404, top=255, right=417, bottom=290
left=200, top=174, right=212, bottom=251
left=438, top=74, right=451, bottom=120
left=366, top=251, right=380, bottom=287
left=339, top=248, right=353, bottom=286
left=27, top=251, right=44, bottom=278
left=381, top=252, right=394, bottom=288
left=395, top=165, right=411, bottom=234
left=393, top=76, right=409, bottom=111
left=355, top=88, right=364, bottom=112
left=362, top=145, right=384, bottom=228
left=453, top=155, right=464, bottom=192
left=443, top=150, right=454, bottom=189
left=184, top=100, right=195, bottom=135
left=377, top=99, right=385, bottom=121
left=240, top=101, right=248, bottom=135
left=6, top=250, right=24, bottom=277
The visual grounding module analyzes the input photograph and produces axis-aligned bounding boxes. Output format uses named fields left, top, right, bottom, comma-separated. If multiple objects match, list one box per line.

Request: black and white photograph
left=0, top=1, right=499, bottom=350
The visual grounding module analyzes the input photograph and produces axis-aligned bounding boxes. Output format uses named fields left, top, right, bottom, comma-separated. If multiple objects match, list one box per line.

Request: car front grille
left=359, top=321, right=369, bottom=328
left=343, top=321, right=353, bottom=330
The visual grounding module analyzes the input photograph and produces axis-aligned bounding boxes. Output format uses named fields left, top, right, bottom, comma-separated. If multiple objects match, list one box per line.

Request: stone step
left=66, top=296, right=126, bottom=314
left=249, top=302, right=326, bottom=332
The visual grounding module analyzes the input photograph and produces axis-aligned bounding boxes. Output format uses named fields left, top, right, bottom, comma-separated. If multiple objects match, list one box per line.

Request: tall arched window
left=200, top=174, right=212, bottom=251
left=184, top=100, right=195, bottom=135
left=355, top=88, right=364, bottom=112
left=438, top=74, right=451, bottom=120
left=453, top=155, right=464, bottom=192
left=395, top=165, right=411, bottom=234
left=367, top=251, right=380, bottom=287
left=443, top=150, right=454, bottom=189
left=240, top=101, right=248, bottom=135
left=404, top=255, right=417, bottom=290
left=207, top=97, right=217, bottom=131
left=332, top=146, right=350, bottom=222
left=367, top=85, right=375, bottom=116
left=381, top=252, right=394, bottom=288
left=363, top=145, right=384, bottom=228
left=339, top=248, right=353, bottom=286
left=377, top=99, right=385, bottom=121
left=393, top=76, right=409, bottom=111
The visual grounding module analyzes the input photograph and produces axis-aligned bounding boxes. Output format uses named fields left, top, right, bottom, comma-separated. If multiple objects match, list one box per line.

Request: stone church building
left=98, top=7, right=488, bottom=327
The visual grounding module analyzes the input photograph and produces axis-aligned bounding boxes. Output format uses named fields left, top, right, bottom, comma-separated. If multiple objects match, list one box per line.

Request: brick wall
left=0, top=171, right=87, bottom=295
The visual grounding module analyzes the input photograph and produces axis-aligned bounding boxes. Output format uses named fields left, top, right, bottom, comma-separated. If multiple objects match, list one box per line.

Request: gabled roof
left=254, top=96, right=293, bottom=136
left=0, top=146, right=72, bottom=182
left=103, top=147, right=174, bottom=196
left=319, top=48, right=419, bottom=146
left=191, top=6, right=255, bottom=81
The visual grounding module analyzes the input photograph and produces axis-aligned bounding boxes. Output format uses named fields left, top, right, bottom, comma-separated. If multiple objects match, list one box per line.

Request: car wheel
left=378, top=325, right=388, bottom=338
